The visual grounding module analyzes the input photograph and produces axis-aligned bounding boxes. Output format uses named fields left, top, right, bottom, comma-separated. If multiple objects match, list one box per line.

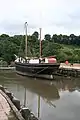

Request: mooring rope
left=32, top=67, right=49, bottom=77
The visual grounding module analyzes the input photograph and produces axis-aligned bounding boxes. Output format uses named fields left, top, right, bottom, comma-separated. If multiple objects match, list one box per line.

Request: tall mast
left=40, top=28, right=42, bottom=58
left=25, top=22, right=28, bottom=58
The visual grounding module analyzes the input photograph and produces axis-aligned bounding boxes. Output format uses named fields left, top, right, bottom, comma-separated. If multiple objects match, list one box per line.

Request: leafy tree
left=44, top=34, right=51, bottom=41
left=43, top=42, right=60, bottom=57
left=52, top=34, right=58, bottom=42
left=0, top=34, right=9, bottom=41
left=32, top=31, right=39, bottom=39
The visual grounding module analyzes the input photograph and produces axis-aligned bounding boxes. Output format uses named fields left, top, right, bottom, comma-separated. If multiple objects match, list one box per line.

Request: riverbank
left=58, top=63, right=80, bottom=77
left=0, top=86, right=24, bottom=120
left=60, top=63, right=80, bottom=69
left=0, top=67, right=15, bottom=70
left=0, top=85, right=39, bottom=120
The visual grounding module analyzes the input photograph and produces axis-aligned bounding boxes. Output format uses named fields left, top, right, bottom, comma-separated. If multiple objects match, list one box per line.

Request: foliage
left=0, top=60, right=8, bottom=67
left=44, top=34, right=51, bottom=41
left=32, top=31, right=39, bottom=39
left=0, top=32, right=80, bottom=64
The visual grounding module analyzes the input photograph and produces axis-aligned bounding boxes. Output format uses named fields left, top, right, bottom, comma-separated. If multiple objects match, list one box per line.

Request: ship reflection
left=22, top=78, right=60, bottom=101
left=21, top=77, right=80, bottom=119
left=53, top=77, right=80, bottom=93
left=22, top=78, right=60, bottom=118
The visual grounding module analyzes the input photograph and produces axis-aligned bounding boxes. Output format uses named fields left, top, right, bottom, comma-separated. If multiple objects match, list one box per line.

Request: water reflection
left=0, top=72, right=80, bottom=120
left=21, top=78, right=60, bottom=101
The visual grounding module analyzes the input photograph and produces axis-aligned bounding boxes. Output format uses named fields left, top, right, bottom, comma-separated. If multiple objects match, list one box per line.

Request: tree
left=32, top=31, right=39, bottom=39
left=44, top=34, right=51, bottom=41
left=62, top=35, right=69, bottom=44
left=69, top=34, right=76, bottom=44
left=31, top=35, right=38, bottom=43
left=57, top=52, right=68, bottom=62
left=42, top=42, right=60, bottom=57
left=52, top=34, right=58, bottom=42
left=0, top=34, right=9, bottom=41
left=1, top=40, right=18, bottom=64
left=12, top=35, right=24, bottom=46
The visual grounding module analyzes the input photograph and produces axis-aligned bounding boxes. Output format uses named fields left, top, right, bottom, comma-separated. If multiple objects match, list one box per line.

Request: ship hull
left=15, top=62, right=60, bottom=80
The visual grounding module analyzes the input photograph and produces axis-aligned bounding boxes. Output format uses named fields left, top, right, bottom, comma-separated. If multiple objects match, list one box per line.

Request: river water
left=0, top=71, right=80, bottom=120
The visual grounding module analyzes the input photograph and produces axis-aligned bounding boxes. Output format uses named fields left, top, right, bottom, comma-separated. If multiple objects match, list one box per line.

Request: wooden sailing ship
left=15, top=22, right=60, bottom=80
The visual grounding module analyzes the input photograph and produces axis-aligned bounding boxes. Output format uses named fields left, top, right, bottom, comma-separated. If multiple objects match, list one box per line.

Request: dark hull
left=15, top=62, right=60, bottom=80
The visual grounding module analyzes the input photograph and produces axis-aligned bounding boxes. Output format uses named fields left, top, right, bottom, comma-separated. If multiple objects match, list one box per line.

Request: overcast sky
left=0, top=0, right=80, bottom=37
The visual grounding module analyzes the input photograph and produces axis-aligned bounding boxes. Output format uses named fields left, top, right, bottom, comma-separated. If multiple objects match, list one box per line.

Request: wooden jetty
left=0, top=87, right=24, bottom=120
left=0, top=85, right=38, bottom=120
left=58, top=63, right=80, bottom=77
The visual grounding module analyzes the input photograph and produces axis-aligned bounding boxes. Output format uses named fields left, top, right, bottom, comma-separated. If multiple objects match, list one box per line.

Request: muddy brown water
left=0, top=71, right=80, bottom=120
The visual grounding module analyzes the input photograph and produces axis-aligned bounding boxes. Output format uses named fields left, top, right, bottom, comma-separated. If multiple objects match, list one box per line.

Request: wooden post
left=40, top=28, right=42, bottom=58
left=25, top=22, right=28, bottom=58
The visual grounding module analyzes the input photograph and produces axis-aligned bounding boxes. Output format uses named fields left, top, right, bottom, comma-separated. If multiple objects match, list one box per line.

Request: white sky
left=0, top=0, right=80, bottom=37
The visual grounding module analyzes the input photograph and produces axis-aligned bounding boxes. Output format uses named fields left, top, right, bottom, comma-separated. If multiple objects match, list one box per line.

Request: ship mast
left=25, top=22, right=28, bottom=58
left=40, top=28, right=42, bottom=58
